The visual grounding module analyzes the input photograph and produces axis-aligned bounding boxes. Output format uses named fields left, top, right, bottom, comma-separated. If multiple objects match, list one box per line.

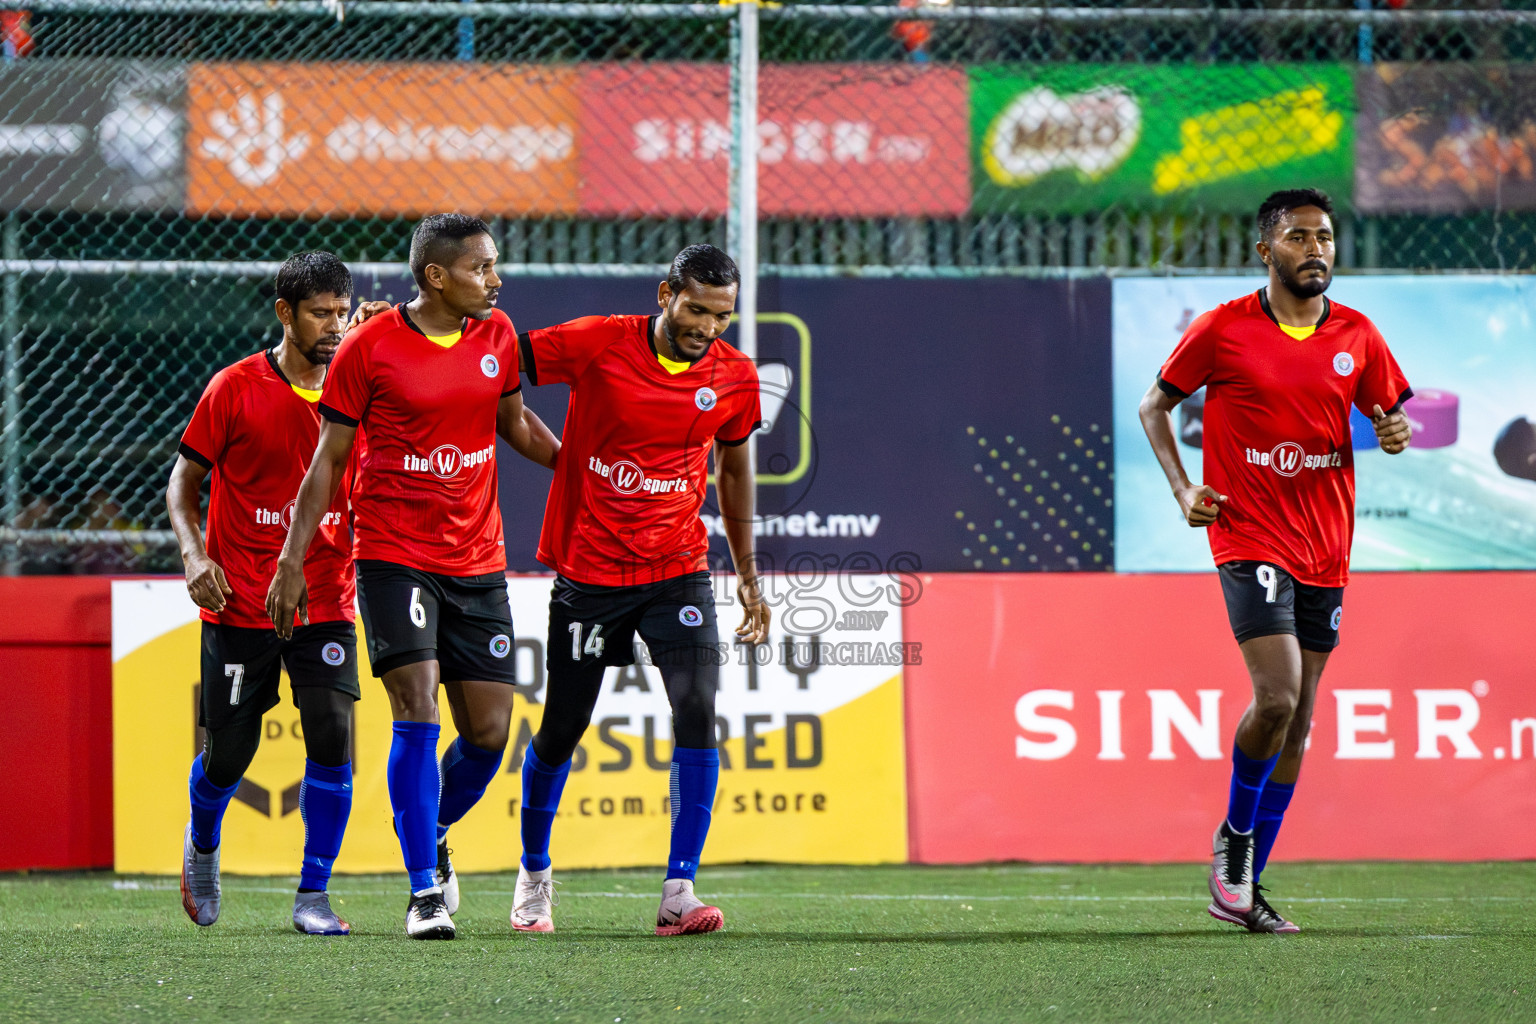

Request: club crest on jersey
left=695, top=387, right=717, bottom=411
left=1330, top=607, right=1343, bottom=630
left=488, top=634, right=511, bottom=658
left=679, top=605, right=704, bottom=627
left=1333, top=352, right=1354, bottom=376
left=322, top=642, right=346, bottom=666
left=481, top=354, right=500, bottom=378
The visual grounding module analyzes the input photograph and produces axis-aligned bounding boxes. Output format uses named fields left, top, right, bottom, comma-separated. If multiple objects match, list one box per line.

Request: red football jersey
left=320, top=305, right=521, bottom=576
left=1159, top=289, right=1412, bottom=586
left=179, top=351, right=355, bottom=628
left=522, top=315, right=761, bottom=586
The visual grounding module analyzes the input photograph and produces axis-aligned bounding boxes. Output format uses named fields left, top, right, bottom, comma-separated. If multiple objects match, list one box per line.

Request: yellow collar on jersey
left=1276, top=322, right=1316, bottom=341
left=425, top=330, right=463, bottom=349
left=290, top=384, right=322, bottom=403
left=656, top=350, right=693, bottom=375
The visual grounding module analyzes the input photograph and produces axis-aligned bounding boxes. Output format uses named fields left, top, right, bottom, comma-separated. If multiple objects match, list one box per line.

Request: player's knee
left=299, top=691, right=353, bottom=767
left=460, top=720, right=510, bottom=755
left=383, top=679, right=437, bottom=721
left=670, top=693, right=717, bottom=750
left=1253, top=686, right=1300, bottom=733
left=532, top=720, right=587, bottom=766
left=202, top=720, right=262, bottom=787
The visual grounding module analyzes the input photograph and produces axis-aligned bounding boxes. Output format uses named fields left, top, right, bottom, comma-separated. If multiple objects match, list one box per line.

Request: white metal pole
left=732, top=0, right=759, bottom=364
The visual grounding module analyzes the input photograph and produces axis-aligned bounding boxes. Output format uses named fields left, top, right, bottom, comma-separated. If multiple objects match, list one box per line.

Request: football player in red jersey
left=167, top=251, right=360, bottom=936
left=509, top=245, right=769, bottom=936
left=268, top=215, right=559, bottom=940
left=1139, top=189, right=1413, bottom=934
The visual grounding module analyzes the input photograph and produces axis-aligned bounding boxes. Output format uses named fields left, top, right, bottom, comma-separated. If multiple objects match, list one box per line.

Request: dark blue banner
left=372, top=274, right=1113, bottom=574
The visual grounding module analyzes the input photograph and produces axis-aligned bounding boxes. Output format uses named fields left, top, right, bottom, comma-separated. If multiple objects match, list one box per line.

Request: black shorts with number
left=1218, top=560, right=1345, bottom=653
left=200, top=620, right=360, bottom=732
left=355, top=559, right=517, bottom=682
left=547, top=571, right=724, bottom=671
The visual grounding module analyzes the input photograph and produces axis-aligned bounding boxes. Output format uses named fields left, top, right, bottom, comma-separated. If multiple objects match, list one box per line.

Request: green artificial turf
left=1, top=863, right=1532, bottom=1023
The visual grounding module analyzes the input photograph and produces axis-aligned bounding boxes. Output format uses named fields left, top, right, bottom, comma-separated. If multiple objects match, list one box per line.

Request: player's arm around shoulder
left=497, top=388, right=560, bottom=469
left=1138, top=378, right=1226, bottom=528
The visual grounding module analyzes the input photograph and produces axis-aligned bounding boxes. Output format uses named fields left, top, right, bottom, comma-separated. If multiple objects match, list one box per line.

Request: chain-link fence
left=4, top=0, right=1536, bottom=570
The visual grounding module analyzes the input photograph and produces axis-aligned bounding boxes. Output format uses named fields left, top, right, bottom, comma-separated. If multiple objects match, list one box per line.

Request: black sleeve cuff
left=178, top=441, right=214, bottom=470
left=1156, top=376, right=1189, bottom=401
left=1387, top=387, right=1414, bottom=415
left=318, top=403, right=359, bottom=428
left=518, top=332, right=538, bottom=387
left=716, top=423, right=764, bottom=447
left=501, top=384, right=522, bottom=398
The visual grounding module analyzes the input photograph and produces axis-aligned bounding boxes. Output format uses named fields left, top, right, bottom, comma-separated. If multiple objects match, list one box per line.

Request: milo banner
left=112, top=577, right=909, bottom=875
left=970, top=63, right=1354, bottom=214
left=1357, top=63, right=1536, bottom=214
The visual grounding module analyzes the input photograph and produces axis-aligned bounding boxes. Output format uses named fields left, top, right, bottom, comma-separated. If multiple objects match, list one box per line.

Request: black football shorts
left=546, top=571, right=724, bottom=671
left=1217, top=560, right=1344, bottom=653
left=355, top=559, right=517, bottom=683
left=200, top=620, right=360, bottom=732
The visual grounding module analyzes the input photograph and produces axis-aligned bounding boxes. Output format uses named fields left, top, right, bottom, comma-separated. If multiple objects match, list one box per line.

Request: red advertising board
left=578, top=63, right=971, bottom=218
left=904, top=572, right=1536, bottom=863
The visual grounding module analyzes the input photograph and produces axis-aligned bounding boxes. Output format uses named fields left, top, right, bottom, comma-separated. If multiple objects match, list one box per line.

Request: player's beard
left=301, top=335, right=342, bottom=366
left=661, top=314, right=713, bottom=364
left=1277, top=258, right=1331, bottom=299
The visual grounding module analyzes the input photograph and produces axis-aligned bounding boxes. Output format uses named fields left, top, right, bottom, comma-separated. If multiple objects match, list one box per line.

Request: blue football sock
left=1253, top=780, right=1296, bottom=879
left=1225, top=741, right=1280, bottom=834
left=387, top=721, right=441, bottom=893
left=667, top=746, right=719, bottom=882
left=298, top=759, right=353, bottom=892
left=188, top=755, right=239, bottom=853
left=436, top=736, right=504, bottom=843
left=520, top=745, right=571, bottom=873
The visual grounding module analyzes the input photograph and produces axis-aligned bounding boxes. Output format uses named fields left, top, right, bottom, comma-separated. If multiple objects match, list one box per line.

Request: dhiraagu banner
left=970, top=63, right=1354, bottom=214
left=112, top=576, right=909, bottom=875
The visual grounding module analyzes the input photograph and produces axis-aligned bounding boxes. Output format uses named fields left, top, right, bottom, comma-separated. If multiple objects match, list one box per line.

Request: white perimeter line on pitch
left=99, top=883, right=1536, bottom=904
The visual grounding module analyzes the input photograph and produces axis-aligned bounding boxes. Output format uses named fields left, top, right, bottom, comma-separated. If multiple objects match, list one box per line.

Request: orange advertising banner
left=186, top=63, right=580, bottom=216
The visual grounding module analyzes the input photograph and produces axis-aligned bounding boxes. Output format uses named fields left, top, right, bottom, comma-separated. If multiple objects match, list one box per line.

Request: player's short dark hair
left=274, top=250, right=352, bottom=307
left=409, top=213, right=493, bottom=290
left=667, top=244, right=740, bottom=294
left=1257, top=189, right=1334, bottom=241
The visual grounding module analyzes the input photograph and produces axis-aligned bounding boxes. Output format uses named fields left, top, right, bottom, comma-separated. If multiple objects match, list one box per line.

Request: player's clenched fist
left=1372, top=403, right=1412, bottom=454
left=1177, top=483, right=1227, bottom=528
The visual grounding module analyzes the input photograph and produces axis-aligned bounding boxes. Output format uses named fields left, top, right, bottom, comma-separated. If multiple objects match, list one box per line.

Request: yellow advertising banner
left=112, top=576, right=909, bottom=875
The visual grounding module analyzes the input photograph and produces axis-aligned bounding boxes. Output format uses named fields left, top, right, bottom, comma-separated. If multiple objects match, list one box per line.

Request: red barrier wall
left=0, top=577, right=115, bottom=871
left=904, top=572, right=1536, bottom=864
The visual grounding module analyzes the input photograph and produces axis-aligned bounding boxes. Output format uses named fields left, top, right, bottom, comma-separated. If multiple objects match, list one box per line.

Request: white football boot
left=510, top=863, right=557, bottom=933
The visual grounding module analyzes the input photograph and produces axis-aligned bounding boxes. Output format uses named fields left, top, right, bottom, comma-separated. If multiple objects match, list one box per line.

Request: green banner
left=970, top=64, right=1355, bottom=215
